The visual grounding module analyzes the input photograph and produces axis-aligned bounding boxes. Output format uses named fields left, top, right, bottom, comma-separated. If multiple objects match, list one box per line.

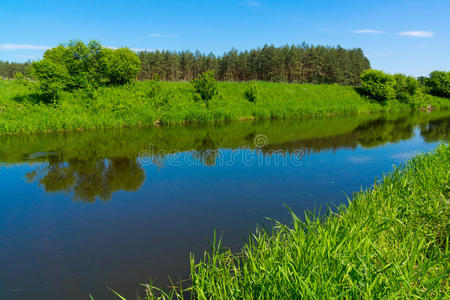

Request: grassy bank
left=117, top=144, right=449, bottom=299
left=1, top=79, right=448, bottom=135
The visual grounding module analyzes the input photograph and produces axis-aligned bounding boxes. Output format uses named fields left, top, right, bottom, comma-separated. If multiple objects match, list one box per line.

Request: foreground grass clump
left=1, top=79, right=448, bottom=135
left=123, top=144, right=449, bottom=299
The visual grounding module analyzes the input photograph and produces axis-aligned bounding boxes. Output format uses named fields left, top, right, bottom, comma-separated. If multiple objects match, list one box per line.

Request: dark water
left=0, top=111, right=449, bottom=299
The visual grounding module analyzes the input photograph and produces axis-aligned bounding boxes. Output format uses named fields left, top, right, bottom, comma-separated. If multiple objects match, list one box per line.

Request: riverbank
left=135, top=144, right=449, bottom=299
left=0, top=79, right=448, bottom=135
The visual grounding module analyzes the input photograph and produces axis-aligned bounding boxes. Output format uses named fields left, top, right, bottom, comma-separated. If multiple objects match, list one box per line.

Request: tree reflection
left=420, top=118, right=449, bottom=143
left=27, top=157, right=145, bottom=202
left=355, top=116, right=414, bottom=148
left=3, top=112, right=447, bottom=203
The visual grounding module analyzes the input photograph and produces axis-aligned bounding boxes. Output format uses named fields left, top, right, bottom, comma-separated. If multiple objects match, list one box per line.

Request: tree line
left=0, top=61, right=30, bottom=78
left=1, top=43, right=371, bottom=86
left=137, top=43, right=371, bottom=85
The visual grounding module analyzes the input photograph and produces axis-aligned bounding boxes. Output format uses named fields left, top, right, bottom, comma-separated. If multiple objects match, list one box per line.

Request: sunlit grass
left=108, top=144, right=449, bottom=299
left=1, top=79, right=447, bottom=135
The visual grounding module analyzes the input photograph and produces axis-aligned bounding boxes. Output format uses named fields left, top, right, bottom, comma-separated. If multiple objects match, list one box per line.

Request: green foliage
left=43, top=40, right=105, bottom=90
left=392, top=73, right=419, bottom=101
left=191, top=71, right=218, bottom=106
left=1, top=80, right=448, bottom=135
left=184, top=145, right=450, bottom=299
left=102, top=48, right=141, bottom=85
left=360, top=69, right=396, bottom=101
left=0, top=61, right=30, bottom=78
left=29, top=40, right=141, bottom=100
left=244, top=82, right=258, bottom=103
left=137, top=43, right=370, bottom=85
left=146, top=74, right=161, bottom=98
left=424, top=70, right=450, bottom=98
left=3, top=43, right=371, bottom=85
left=30, top=59, right=70, bottom=100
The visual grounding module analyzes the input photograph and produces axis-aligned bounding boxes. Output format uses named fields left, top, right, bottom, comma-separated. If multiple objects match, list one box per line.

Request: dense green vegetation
left=2, top=78, right=449, bottom=135
left=109, top=144, right=449, bottom=299
left=0, top=41, right=448, bottom=135
left=27, top=41, right=141, bottom=99
left=1, top=43, right=371, bottom=85
left=423, top=71, right=450, bottom=98
left=0, top=60, right=29, bottom=78
left=359, top=69, right=447, bottom=105
left=137, top=43, right=370, bottom=85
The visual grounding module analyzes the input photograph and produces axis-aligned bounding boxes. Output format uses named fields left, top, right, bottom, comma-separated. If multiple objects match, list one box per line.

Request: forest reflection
left=26, top=157, right=145, bottom=202
left=1, top=111, right=448, bottom=202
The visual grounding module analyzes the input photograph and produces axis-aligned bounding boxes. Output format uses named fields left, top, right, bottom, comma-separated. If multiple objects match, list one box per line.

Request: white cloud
left=241, top=1, right=262, bottom=7
left=398, top=31, right=434, bottom=38
left=14, top=54, right=39, bottom=59
left=0, top=43, right=50, bottom=51
left=353, top=29, right=384, bottom=34
left=148, top=33, right=176, bottom=38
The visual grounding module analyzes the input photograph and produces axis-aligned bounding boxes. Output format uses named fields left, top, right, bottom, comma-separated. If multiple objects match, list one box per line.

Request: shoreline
left=1, top=80, right=448, bottom=136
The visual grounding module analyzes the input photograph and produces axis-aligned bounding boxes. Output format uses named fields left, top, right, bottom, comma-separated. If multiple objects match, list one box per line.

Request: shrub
left=191, top=71, right=218, bottom=106
left=29, top=40, right=141, bottom=101
left=424, top=71, right=450, bottom=98
left=392, top=74, right=418, bottom=101
left=102, top=47, right=141, bottom=85
left=30, top=59, right=70, bottom=100
left=244, top=82, right=258, bottom=103
left=360, top=69, right=395, bottom=101
left=43, top=40, right=104, bottom=90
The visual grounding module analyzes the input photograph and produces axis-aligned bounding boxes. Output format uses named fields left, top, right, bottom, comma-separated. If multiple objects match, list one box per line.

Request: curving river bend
left=0, top=111, right=449, bottom=299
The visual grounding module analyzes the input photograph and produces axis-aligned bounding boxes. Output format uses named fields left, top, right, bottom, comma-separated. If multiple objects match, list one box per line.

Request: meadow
left=0, top=79, right=448, bottom=135
left=111, top=144, right=449, bottom=299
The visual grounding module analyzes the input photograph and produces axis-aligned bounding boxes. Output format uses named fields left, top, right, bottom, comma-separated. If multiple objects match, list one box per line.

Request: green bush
left=424, top=71, right=450, bottom=98
left=30, top=40, right=141, bottom=100
left=102, top=47, right=141, bottom=85
left=30, top=59, right=70, bottom=100
left=360, top=69, right=396, bottom=101
left=43, top=40, right=104, bottom=90
left=392, top=74, right=418, bottom=101
left=244, top=82, right=258, bottom=103
left=191, top=71, right=218, bottom=106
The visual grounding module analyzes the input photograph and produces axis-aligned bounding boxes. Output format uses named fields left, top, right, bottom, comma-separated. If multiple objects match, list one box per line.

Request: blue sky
left=1, top=0, right=448, bottom=77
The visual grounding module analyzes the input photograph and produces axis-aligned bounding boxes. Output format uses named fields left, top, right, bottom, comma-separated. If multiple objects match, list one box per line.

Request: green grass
left=1, top=79, right=448, bottom=135
left=110, top=144, right=449, bottom=299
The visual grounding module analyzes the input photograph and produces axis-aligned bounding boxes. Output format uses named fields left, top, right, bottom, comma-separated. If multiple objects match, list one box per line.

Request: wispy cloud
left=148, top=33, right=176, bottom=38
left=353, top=29, right=384, bottom=34
left=398, top=31, right=434, bottom=38
left=0, top=43, right=50, bottom=51
left=240, top=1, right=262, bottom=7
left=14, top=54, right=39, bottom=59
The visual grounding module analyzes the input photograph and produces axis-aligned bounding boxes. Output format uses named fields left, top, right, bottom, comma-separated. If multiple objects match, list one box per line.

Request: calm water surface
left=0, top=111, right=449, bottom=299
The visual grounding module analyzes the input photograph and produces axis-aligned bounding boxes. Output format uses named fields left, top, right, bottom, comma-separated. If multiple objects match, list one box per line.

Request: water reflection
left=0, top=111, right=448, bottom=202
left=26, top=157, right=145, bottom=202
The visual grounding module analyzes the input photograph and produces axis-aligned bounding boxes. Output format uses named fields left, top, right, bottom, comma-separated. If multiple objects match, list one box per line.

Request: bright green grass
left=109, top=144, right=449, bottom=299
left=1, top=79, right=448, bottom=135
